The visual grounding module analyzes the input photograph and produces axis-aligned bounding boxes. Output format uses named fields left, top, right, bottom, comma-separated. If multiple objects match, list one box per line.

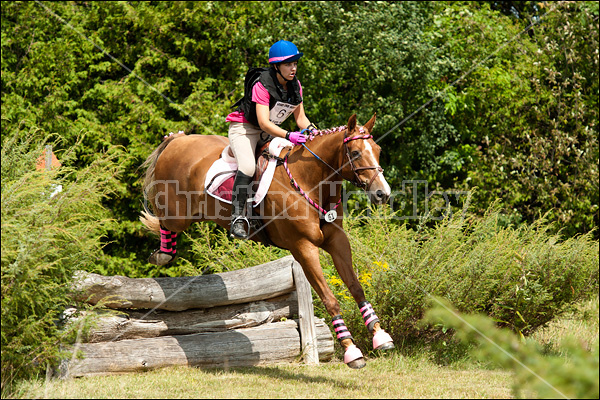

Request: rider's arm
left=293, top=102, right=311, bottom=130
left=256, top=104, right=288, bottom=138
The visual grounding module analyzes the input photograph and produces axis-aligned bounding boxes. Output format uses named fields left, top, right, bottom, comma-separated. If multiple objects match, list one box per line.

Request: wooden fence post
left=291, top=260, right=319, bottom=365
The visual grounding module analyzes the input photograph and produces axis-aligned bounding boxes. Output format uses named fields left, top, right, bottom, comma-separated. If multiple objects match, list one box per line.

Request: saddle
left=204, top=137, right=292, bottom=206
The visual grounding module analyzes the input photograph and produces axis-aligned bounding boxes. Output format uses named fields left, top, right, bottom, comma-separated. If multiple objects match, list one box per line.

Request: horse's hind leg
left=289, top=240, right=366, bottom=369
left=148, top=226, right=179, bottom=266
left=148, top=183, right=194, bottom=266
left=321, top=226, right=394, bottom=352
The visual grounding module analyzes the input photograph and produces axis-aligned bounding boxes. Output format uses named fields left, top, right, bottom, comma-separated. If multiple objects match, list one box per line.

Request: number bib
left=269, top=101, right=299, bottom=125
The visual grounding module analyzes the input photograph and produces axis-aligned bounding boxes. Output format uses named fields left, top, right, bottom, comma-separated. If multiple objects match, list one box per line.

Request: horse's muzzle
left=367, top=174, right=391, bottom=205
left=369, top=189, right=389, bottom=205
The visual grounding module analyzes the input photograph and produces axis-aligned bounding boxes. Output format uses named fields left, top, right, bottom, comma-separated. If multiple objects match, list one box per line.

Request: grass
left=10, top=355, right=512, bottom=399
left=10, top=298, right=598, bottom=399
left=530, top=297, right=599, bottom=355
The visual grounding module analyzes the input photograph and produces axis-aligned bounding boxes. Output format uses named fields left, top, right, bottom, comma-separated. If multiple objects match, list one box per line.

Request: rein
left=282, top=126, right=384, bottom=222
left=283, top=157, right=342, bottom=221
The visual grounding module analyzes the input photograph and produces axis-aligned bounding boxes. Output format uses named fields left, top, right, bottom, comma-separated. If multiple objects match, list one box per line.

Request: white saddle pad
left=204, top=137, right=292, bottom=206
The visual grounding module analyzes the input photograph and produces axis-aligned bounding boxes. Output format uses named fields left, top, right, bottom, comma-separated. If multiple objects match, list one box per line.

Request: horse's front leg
left=289, top=239, right=366, bottom=369
left=321, top=224, right=394, bottom=352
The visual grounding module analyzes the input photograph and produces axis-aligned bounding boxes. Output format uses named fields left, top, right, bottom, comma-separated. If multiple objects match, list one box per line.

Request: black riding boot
left=230, top=171, right=253, bottom=239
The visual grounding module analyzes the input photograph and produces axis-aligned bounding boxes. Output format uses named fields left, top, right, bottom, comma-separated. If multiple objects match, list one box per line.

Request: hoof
left=376, top=341, right=395, bottom=351
left=344, top=344, right=366, bottom=369
left=347, top=357, right=366, bottom=369
left=148, top=250, right=177, bottom=266
left=373, top=330, right=395, bottom=351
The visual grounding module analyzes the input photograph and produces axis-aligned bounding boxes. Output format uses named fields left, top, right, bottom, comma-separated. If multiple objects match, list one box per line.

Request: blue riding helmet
left=268, top=40, right=303, bottom=64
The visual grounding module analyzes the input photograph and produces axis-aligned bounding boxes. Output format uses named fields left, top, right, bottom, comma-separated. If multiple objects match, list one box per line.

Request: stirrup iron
left=230, top=215, right=250, bottom=239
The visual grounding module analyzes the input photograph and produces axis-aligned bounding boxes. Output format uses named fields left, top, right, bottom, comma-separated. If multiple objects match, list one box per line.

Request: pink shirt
left=226, top=80, right=303, bottom=123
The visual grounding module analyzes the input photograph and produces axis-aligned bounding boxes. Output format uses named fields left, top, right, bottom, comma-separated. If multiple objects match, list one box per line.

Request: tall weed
left=182, top=222, right=289, bottom=276
left=424, top=298, right=599, bottom=398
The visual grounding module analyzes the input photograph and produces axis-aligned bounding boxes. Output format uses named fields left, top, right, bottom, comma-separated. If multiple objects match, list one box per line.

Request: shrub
left=1, top=127, right=123, bottom=393
left=316, top=203, right=599, bottom=354
left=180, top=222, right=289, bottom=276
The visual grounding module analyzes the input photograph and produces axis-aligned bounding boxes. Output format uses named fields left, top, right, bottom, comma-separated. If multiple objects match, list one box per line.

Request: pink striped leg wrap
left=359, top=301, right=380, bottom=332
left=332, top=315, right=353, bottom=342
left=359, top=301, right=394, bottom=350
left=159, top=228, right=178, bottom=255
left=332, top=315, right=364, bottom=364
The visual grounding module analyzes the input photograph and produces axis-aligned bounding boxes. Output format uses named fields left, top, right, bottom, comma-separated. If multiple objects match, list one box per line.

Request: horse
left=139, top=113, right=394, bottom=369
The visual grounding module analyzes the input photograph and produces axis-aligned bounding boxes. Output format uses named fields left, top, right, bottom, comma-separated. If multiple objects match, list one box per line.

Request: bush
left=315, top=203, right=599, bottom=355
left=0, top=127, right=123, bottom=393
left=178, top=222, right=290, bottom=276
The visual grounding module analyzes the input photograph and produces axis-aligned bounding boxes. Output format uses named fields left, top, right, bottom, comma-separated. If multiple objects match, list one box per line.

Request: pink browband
left=344, top=134, right=372, bottom=143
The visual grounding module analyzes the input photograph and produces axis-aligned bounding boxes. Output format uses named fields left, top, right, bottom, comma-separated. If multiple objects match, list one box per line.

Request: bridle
left=282, top=126, right=384, bottom=220
left=342, top=134, right=384, bottom=191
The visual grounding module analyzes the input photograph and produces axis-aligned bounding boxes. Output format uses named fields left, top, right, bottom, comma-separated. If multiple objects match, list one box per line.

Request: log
left=314, top=318, right=335, bottom=362
left=71, top=256, right=296, bottom=311
left=60, top=319, right=334, bottom=377
left=73, top=293, right=298, bottom=342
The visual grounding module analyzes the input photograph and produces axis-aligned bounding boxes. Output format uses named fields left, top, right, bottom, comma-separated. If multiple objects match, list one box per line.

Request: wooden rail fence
left=59, top=256, right=334, bottom=377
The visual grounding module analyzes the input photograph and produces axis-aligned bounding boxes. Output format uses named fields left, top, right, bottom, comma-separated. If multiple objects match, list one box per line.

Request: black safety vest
left=233, top=67, right=303, bottom=128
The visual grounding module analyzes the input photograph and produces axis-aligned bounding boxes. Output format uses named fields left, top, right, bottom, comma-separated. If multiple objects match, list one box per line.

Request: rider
left=226, top=40, right=318, bottom=239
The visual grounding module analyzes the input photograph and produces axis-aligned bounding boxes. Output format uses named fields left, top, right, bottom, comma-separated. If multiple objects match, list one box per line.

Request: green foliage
left=289, top=2, right=460, bottom=186
left=182, top=223, right=290, bottom=276
left=315, top=204, right=599, bottom=355
left=434, top=1, right=599, bottom=237
left=2, top=1, right=597, bottom=280
left=0, top=127, right=124, bottom=393
left=424, top=298, right=599, bottom=398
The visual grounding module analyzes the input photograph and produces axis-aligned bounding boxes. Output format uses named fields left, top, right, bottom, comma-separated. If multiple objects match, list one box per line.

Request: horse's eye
left=351, top=150, right=361, bottom=159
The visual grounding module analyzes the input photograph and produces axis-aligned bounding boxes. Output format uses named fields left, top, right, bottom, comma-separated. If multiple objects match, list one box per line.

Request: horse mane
left=304, top=125, right=366, bottom=143
left=288, top=125, right=367, bottom=157
left=306, top=125, right=347, bottom=140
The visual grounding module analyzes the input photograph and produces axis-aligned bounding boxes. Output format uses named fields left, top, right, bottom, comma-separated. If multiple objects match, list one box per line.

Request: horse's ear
left=363, top=113, right=376, bottom=134
left=347, top=114, right=357, bottom=135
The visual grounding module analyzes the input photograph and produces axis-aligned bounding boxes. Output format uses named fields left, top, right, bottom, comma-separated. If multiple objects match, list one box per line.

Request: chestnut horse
left=140, top=113, right=394, bottom=368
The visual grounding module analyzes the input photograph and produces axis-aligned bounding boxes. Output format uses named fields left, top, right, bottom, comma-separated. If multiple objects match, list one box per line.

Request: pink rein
left=282, top=126, right=373, bottom=218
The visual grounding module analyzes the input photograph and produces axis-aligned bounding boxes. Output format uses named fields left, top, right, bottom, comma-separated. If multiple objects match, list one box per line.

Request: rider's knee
left=237, top=162, right=256, bottom=178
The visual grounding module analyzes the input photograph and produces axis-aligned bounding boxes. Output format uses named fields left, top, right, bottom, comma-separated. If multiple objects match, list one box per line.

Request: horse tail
left=140, top=202, right=161, bottom=235
left=139, top=133, right=183, bottom=234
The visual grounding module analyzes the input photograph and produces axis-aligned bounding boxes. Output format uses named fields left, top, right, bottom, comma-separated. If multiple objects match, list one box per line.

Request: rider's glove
left=307, top=123, right=319, bottom=133
left=286, top=131, right=307, bottom=146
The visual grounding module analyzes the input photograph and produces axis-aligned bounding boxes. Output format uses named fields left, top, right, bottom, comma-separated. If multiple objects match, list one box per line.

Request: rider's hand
left=286, top=131, right=307, bottom=145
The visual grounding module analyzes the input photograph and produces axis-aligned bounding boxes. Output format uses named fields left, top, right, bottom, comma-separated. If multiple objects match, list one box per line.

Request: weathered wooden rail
left=59, top=256, right=334, bottom=377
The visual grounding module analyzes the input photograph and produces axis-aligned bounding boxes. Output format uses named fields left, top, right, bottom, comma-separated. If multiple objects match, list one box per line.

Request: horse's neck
left=290, top=129, right=345, bottom=190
